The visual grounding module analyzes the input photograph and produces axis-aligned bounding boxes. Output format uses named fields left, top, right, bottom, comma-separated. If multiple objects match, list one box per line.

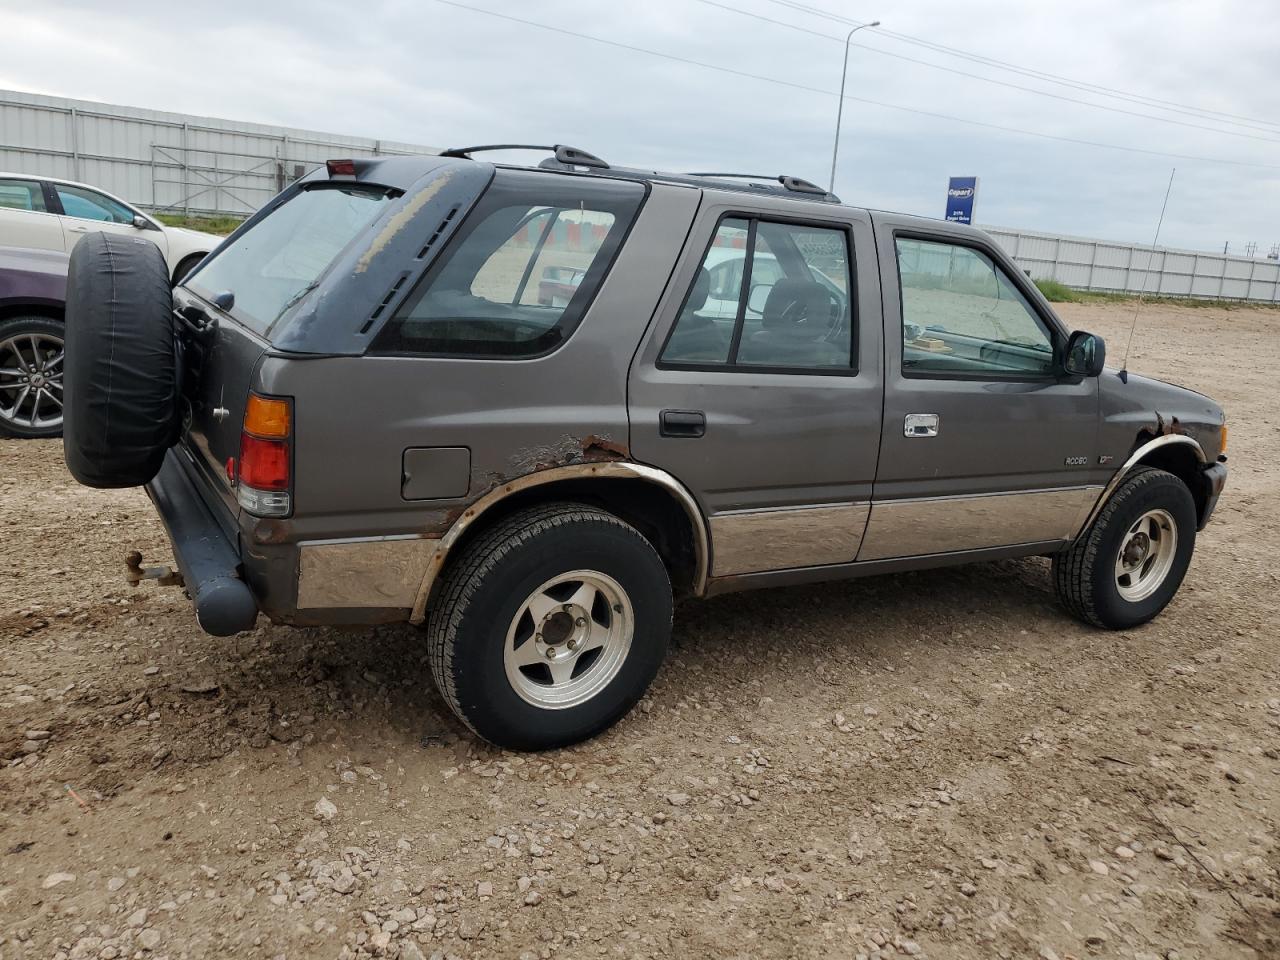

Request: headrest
left=761, top=278, right=830, bottom=335
left=686, top=267, right=710, bottom=312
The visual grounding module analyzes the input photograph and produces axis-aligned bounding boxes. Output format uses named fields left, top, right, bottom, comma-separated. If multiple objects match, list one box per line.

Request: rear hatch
left=172, top=160, right=479, bottom=520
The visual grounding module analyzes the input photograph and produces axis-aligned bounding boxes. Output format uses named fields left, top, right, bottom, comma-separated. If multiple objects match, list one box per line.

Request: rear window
left=188, top=184, right=394, bottom=335
left=371, top=170, right=644, bottom=358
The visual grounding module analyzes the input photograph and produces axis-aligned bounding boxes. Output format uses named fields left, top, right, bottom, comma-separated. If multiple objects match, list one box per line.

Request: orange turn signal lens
left=243, top=394, right=290, bottom=439
left=1220, top=423, right=1228, bottom=455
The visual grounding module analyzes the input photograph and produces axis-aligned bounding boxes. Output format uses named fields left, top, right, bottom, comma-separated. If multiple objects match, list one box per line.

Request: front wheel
left=1053, top=466, right=1196, bottom=629
left=427, top=503, right=672, bottom=749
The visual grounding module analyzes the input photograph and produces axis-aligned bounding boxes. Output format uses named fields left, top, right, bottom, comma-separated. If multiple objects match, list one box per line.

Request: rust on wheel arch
left=408, top=461, right=709, bottom=624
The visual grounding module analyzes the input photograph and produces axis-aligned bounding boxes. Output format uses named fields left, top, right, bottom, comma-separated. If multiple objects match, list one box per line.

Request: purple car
left=0, top=245, right=67, bottom=437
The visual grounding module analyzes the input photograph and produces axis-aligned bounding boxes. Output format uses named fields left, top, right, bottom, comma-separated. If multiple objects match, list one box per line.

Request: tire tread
left=1052, top=466, right=1185, bottom=628
left=426, top=502, right=665, bottom=741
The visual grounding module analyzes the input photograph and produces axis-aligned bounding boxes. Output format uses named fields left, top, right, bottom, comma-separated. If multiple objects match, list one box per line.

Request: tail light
left=236, top=393, right=292, bottom=517
left=326, top=158, right=357, bottom=178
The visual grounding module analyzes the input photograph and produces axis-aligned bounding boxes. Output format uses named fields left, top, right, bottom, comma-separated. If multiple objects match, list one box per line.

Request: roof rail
left=439, top=143, right=609, bottom=169
left=686, top=172, right=830, bottom=197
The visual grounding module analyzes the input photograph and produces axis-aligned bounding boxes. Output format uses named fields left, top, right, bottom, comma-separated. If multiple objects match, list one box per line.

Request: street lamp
left=828, top=19, right=881, bottom=193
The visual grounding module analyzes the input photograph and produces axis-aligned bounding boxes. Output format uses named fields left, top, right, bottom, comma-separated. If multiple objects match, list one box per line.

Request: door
left=0, top=178, right=65, bottom=252
left=628, top=199, right=883, bottom=578
left=49, top=182, right=167, bottom=259
left=858, top=217, right=1103, bottom=561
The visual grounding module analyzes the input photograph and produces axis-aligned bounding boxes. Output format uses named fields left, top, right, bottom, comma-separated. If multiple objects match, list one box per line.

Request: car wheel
left=0, top=316, right=65, bottom=439
left=427, top=502, right=672, bottom=750
left=1053, top=466, right=1196, bottom=629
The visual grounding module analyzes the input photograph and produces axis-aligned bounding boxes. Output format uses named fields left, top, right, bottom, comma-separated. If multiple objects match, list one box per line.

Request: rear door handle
left=660, top=409, right=705, bottom=438
left=904, top=413, right=939, bottom=438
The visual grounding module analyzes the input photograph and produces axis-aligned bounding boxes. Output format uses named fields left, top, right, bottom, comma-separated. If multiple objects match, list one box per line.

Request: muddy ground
left=2, top=300, right=1277, bottom=960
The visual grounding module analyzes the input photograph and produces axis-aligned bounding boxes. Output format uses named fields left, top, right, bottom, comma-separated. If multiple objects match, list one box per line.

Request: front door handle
left=904, top=413, right=939, bottom=438
left=660, top=409, right=706, bottom=438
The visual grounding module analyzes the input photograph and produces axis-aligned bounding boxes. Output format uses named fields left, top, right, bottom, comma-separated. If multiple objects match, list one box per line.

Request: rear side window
left=371, top=171, right=644, bottom=358
left=189, top=184, right=394, bottom=335
left=0, top=179, right=46, bottom=212
left=661, top=217, right=854, bottom=371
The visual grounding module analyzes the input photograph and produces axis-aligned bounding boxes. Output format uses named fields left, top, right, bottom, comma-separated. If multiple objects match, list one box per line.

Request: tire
left=0, top=315, right=66, bottom=439
left=427, top=503, right=673, bottom=750
left=1053, top=466, right=1196, bottom=629
left=63, top=231, right=179, bottom=488
left=173, top=253, right=205, bottom=287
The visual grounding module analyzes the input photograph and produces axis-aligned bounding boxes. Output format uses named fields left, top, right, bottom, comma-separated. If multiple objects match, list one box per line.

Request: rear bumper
left=1198, top=458, right=1228, bottom=531
left=145, top=449, right=259, bottom=636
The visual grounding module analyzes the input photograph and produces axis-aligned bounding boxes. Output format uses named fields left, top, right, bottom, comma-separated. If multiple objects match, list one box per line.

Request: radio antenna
left=1119, top=167, right=1177, bottom=383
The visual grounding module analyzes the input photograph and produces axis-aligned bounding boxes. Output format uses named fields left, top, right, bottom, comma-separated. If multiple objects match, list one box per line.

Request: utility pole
left=828, top=19, right=881, bottom=193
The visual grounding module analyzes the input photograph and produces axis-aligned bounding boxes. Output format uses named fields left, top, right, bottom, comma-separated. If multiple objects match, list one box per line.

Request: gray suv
left=61, top=145, right=1228, bottom=750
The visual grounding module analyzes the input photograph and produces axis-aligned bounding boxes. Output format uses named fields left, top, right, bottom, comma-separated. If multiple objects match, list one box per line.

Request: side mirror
left=1064, top=330, right=1106, bottom=377
left=746, top=282, right=772, bottom=315
left=132, top=214, right=153, bottom=231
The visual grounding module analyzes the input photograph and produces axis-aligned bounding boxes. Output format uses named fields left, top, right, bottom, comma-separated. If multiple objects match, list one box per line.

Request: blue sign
left=945, top=176, right=979, bottom=224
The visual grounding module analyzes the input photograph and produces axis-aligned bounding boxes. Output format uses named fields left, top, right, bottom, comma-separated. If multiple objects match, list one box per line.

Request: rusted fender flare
left=408, top=462, right=709, bottom=623
left=1072, top=434, right=1206, bottom=539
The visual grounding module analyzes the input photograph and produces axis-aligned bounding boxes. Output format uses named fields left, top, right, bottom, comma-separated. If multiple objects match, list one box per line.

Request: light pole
left=828, top=20, right=880, bottom=193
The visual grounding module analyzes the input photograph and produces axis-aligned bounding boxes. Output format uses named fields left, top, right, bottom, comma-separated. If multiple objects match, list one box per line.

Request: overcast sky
left=3, top=0, right=1278, bottom=252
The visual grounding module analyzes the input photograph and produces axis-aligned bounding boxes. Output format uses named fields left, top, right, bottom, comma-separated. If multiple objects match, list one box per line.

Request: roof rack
left=439, top=143, right=609, bottom=169
left=686, top=172, right=829, bottom=197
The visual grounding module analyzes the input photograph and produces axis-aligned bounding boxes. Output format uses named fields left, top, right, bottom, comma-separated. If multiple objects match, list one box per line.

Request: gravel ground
left=1, top=300, right=1277, bottom=960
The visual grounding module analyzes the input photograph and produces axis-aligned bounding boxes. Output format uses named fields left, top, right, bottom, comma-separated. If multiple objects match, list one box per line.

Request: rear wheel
left=1053, top=466, right=1196, bottom=629
left=0, top=316, right=65, bottom=438
left=427, top=503, right=672, bottom=750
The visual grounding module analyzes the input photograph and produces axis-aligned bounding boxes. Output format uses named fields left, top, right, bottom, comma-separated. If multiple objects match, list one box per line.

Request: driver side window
left=661, top=217, right=854, bottom=371
left=896, top=237, right=1056, bottom=377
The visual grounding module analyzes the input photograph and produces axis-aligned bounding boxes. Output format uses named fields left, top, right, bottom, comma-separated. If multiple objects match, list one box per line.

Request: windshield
left=188, top=184, right=393, bottom=335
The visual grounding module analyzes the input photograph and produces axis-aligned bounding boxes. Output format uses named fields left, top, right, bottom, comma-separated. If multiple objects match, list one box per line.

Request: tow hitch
left=125, top=550, right=184, bottom=588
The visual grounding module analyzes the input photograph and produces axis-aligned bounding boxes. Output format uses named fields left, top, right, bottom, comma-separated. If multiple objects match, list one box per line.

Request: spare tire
left=63, top=232, right=179, bottom=488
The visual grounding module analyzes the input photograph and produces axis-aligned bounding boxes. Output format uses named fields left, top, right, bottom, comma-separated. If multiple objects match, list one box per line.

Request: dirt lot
left=2, top=300, right=1277, bottom=960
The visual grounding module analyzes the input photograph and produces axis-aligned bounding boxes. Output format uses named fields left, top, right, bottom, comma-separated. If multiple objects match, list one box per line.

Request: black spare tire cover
left=63, top=232, right=179, bottom=488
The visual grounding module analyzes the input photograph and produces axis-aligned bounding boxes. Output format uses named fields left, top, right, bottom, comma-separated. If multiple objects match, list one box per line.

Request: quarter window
left=0, top=179, right=46, bottom=212
left=374, top=172, right=644, bottom=358
left=661, top=217, right=854, bottom=371
left=53, top=184, right=136, bottom=224
left=896, top=237, right=1056, bottom=376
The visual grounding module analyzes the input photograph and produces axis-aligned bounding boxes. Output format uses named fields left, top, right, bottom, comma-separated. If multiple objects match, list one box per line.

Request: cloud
left=4, top=0, right=1278, bottom=251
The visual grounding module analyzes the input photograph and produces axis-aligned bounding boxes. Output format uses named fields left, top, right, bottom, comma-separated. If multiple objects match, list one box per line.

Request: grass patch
left=154, top=213, right=244, bottom=236
left=1031, top=278, right=1268, bottom=310
left=1034, top=278, right=1082, bottom=302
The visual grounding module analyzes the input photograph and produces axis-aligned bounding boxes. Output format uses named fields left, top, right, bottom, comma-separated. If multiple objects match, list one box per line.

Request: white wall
left=0, top=89, right=438, bottom=216
left=986, top=225, right=1280, bottom=303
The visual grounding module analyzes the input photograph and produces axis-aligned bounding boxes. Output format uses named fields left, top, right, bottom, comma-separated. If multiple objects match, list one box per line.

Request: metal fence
left=0, top=88, right=438, bottom=217
left=986, top=225, right=1280, bottom=303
